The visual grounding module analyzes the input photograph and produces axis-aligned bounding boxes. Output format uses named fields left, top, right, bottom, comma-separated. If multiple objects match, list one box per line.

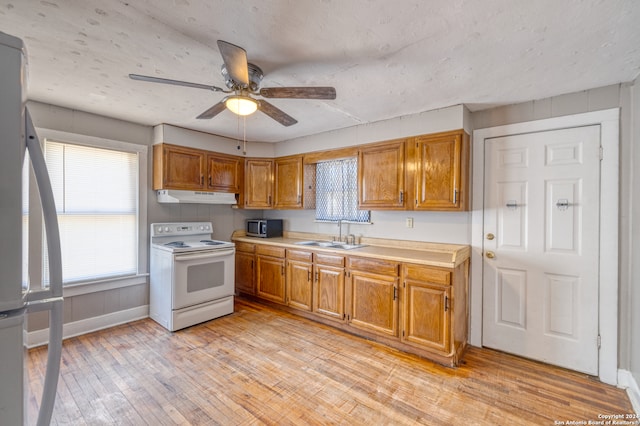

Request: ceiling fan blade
left=258, top=100, right=298, bottom=127
left=129, top=74, right=225, bottom=92
left=217, top=40, right=249, bottom=87
left=196, top=101, right=227, bottom=119
left=260, top=86, right=336, bottom=100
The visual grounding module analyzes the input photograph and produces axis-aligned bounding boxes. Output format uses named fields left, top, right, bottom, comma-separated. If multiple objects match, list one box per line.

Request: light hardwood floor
left=28, top=299, right=634, bottom=425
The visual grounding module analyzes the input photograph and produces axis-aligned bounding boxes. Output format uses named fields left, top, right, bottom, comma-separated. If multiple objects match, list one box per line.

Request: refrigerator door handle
left=24, top=108, right=64, bottom=426
left=24, top=108, right=63, bottom=302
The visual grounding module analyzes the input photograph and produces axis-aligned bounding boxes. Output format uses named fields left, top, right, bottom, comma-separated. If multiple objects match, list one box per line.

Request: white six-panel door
left=482, top=125, right=601, bottom=375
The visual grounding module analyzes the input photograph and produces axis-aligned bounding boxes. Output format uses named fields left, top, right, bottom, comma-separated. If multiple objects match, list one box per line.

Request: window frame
left=30, top=127, right=148, bottom=297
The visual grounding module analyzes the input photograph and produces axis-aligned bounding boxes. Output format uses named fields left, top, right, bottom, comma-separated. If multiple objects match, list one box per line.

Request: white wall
left=154, top=124, right=275, bottom=157
left=275, top=104, right=467, bottom=157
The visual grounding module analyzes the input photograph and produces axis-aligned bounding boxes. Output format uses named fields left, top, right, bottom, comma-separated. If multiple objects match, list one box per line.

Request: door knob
left=486, top=233, right=495, bottom=240
left=486, top=251, right=495, bottom=259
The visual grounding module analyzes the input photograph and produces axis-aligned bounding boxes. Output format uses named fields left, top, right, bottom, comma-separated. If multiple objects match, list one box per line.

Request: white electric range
left=149, top=222, right=235, bottom=331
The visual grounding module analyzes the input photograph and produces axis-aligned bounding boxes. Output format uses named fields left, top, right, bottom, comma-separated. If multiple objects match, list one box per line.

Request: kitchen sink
left=294, top=240, right=367, bottom=250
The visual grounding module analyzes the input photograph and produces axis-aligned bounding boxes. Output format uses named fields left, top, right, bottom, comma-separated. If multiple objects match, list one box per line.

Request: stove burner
left=200, top=239, right=225, bottom=246
left=165, top=241, right=190, bottom=248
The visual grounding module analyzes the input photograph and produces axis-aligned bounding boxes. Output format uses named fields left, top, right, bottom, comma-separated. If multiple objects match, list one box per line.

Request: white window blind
left=43, top=140, right=138, bottom=284
left=315, top=158, right=370, bottom=223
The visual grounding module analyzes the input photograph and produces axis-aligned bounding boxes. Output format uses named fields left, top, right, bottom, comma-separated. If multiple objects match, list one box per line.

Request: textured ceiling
left=1, top=0, right=639, bottom=142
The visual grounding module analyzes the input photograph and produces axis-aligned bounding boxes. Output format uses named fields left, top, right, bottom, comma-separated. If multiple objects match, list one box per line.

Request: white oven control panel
left=151, top=222, right=212, bottom=237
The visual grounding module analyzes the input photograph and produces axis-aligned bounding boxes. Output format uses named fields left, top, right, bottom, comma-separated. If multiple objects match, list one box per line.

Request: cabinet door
left=313, top=264, right=345, bottom=321
left=287, top=260, right=313, bottom=311
left=402, top=279, right=451, bottom=353
left=256, top=255, right=286, bottom=304
left=207, top=153, right=242, bottom=193
left=349, top=270, right=398, bottom=337
left=358, top=140, right=405, bottom=209
left=274, top=156, right=303, bottom=209
left=154, top=144, right=206, bottom=190
left=414, top=131, right=468, bottom=211
left=235, top=251, right=255, bottom=294
left=245, top=159, right=274, bottom=208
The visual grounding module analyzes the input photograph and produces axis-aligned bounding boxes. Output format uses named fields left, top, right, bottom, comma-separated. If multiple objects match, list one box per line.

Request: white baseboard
left=618, top=369, right=640, bottom=415
left=27, top=305, right=149, bottom=348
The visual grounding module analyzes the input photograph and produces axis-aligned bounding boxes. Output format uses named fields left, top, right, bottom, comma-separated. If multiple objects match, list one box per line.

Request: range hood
left=156, top=190, right=237, bottom=205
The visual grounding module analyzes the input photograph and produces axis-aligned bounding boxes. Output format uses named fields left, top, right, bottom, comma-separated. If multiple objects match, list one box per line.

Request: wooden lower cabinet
left=241, top=240, right=469, bottom=366
left=401, top=263, right=465, bottom=359
left=403, top=277, right=451, bottom=352
left=256, top=246, right=286, bottom=304
left=347, top=257, right=399, bottom=337
left=312, top=253, right=345, bottom=322
left=235, top=243, right=256, bottom=295
left=286, top=249, right=313, bottom=311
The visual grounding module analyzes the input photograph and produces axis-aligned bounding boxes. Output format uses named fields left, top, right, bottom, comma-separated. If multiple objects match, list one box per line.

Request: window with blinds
left=315, top=158, right=370, bottom=223
left=43, top=140, right=139, bottom=284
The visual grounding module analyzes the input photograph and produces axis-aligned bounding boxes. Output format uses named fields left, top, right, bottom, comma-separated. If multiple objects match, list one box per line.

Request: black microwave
left=246, top=219, right=283, bottom=238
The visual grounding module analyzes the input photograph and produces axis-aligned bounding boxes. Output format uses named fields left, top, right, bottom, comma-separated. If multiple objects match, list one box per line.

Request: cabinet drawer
left=403, top=264, right=451, bottom=285
left=256, top=245, right=286, bottom=258
left=314, top=253, right=345, bottom=267
left=235, top=242, right=255, bottom=253
left=287, top=249, right=313, bottom=262
left=348, top=257, right=399, bottom=276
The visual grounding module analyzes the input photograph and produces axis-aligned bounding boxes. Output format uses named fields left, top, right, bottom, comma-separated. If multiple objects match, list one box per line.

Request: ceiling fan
left=129, top=40, right=336, bottom=127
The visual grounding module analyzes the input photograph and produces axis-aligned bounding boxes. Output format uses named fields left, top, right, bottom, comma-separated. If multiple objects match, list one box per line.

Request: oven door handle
left=174, top=248, right=235, bottom=261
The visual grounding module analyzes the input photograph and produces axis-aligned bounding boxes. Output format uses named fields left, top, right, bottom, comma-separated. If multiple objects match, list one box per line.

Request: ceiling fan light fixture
left=225, top=95, right=258, bottom=116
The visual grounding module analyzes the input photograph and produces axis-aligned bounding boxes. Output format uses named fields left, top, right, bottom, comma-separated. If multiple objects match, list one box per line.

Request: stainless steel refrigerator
left=0, top=31, right=64, bottom=425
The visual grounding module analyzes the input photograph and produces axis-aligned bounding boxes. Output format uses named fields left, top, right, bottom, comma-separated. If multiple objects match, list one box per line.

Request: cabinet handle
left=399, top=191, right=404, bottom=204
left=268, top=195, right=272, bottom=206
left=209, top=175, right=212, bottom=186
left=298, top=195, right=301, bottom=204
left=281, top=265, right=285, bottom=275
left=393, top=287, right=398, bottom=301
left=200, top=175, right=204, bottom=185
left=307, top=270, right=311, bottom=282
left=444, top=295, right=449, bottom=312
left=453, top=189, right=458, bottom=205
left=315, top=271, right=319, bottom=282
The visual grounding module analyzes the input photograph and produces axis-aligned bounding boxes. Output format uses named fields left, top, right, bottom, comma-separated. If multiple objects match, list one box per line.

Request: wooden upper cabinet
left=412, top=130, right=469, bottom=211
left=358, top=140, right=406, bottom=209
left=153, top=143, right=243, bottom=194
left=274, top=155, right=303, bottom=209
left=153, top=144, right=205, bottom=190
left=207, top=153, right=242, bottom=193
left=244, top=158, right=274, bottom=208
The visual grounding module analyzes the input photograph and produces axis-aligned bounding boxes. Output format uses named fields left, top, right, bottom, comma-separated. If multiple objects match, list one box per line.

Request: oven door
left=172, top=248, right=235, bottom=310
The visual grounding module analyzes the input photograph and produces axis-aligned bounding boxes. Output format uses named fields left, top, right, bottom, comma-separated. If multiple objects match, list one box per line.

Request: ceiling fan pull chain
left=243, top=115, right=247, bottom=155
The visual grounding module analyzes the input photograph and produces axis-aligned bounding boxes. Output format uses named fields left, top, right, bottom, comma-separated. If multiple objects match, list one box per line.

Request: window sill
left=62, top=274, right=149, bottom=298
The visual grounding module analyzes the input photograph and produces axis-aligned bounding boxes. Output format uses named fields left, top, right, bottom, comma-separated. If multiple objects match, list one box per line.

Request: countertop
left=231, top=231, right=470, bottom=269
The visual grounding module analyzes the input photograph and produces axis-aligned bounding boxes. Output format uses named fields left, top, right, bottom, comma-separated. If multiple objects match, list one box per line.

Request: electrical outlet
left=406, top=217, right=413, bottom=228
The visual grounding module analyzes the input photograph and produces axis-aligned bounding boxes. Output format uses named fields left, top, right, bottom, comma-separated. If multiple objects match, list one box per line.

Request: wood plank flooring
left=28, top=299, right=634, bottom=425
